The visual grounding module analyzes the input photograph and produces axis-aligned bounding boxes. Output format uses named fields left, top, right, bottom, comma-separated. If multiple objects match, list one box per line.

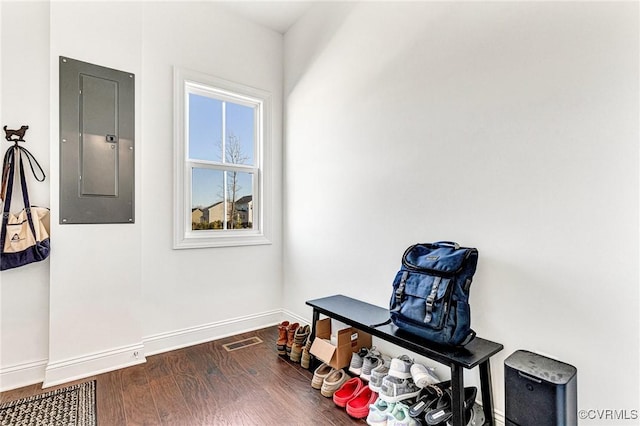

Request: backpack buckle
left=424, top=276, right=442, bottom=323
left=395, top=271, right=408, bottom=301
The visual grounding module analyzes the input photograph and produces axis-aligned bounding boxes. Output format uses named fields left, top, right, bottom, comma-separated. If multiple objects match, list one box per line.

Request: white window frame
left=173, top=67, right=272, bottom=249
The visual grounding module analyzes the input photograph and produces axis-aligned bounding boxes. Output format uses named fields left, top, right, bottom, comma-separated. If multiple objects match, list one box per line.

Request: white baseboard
left=42, top=342, right=146, bottom=389
left=4, top=309, right=286, bottom=391
left=143, top=309, right=284, bottom=356
left=0, top=359, right=48, bottom=392
left=281, top=308, right=310, bottom=326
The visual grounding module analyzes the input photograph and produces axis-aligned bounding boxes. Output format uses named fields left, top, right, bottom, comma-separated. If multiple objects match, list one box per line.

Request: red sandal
left=346, top=385, right=378, bottom=418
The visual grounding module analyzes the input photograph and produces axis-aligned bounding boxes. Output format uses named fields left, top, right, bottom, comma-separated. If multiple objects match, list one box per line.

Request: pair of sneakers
left=366, top=398, right=419, bottom=426
left=387, top=354, right=440, bottom=387
left=349, top=347, right=386, bottom=381
left=377, top=355, right=440, bottom=404
left=368, top=357, right=392, bottom=392
left=378, top=375, right=421, bottom=403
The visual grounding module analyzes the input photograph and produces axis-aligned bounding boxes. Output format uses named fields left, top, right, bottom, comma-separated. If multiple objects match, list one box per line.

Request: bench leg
left=451, top=364, right=465, bottom=426
left=479, top=359, right=495, bottom=426
left=310, top=309, right=319, bottom=343
left=307, top=309, right=320, bottom=371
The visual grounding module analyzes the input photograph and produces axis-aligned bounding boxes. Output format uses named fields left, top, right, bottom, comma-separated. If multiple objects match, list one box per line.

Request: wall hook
left=3, top=125, right=29, bottom=143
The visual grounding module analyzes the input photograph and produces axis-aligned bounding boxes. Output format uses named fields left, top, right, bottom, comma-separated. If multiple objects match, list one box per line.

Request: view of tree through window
left=188, top=92, right=256, bottom=231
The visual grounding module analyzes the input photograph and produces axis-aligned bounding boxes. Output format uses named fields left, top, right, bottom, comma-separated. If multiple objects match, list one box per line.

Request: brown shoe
left=290, top=324, right=310, bottom=363
left=276, top=321, right=289, bottom=355
left=301, top=335, right=313, bottom=369
left=285, top=322, right=299, bottom=356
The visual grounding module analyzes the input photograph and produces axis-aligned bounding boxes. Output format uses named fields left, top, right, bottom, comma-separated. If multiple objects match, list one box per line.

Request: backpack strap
left=392, top=270, right=409, bottom=311
left=424, top=276, right=442, bottom=323
left=460, top=329, right=476, bottom=346
left=369, top=318, right=392, bottom=328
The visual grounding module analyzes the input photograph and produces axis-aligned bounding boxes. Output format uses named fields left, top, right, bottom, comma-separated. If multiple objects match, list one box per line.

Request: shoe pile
left=368, top=377, right=481, bottom=426
left=364, top=353, right=448, bottom=425
left=310, top=347, right=385, bottom=420
left=374, top=354, right=440, bottom=404
left=306, top=343, right=480, bottom=425
left=275, top=321, right=311, bottom=364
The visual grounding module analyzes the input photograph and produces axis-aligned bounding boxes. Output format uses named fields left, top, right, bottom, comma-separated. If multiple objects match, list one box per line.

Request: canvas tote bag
left=1, top=145, right=49, bottom=271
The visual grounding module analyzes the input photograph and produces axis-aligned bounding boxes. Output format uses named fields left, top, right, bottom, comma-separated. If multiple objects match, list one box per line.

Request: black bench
left=306, top=294, right=503, bottom=426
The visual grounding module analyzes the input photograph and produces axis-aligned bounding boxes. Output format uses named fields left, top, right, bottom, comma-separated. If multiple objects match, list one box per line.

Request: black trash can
left=504, top=350, right=577, bottom=426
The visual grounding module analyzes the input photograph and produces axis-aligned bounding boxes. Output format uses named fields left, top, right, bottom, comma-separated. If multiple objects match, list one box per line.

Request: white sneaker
left=410, top=363, right=440, bottom=388
left=388, top=354, right=413, bottom=379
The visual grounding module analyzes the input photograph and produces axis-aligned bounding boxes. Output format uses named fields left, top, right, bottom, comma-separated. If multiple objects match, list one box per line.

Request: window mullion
left=222, top=101, right=226, bottom=164
left=222, top=100, right=227, bottom=230
left=223, top=170, right=228, bottom=230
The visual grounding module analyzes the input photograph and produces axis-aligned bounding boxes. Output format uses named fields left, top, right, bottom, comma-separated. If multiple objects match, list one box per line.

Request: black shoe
left=424, top=386, right=477, bottom=426
left=408, top=380, right=451, bottom=419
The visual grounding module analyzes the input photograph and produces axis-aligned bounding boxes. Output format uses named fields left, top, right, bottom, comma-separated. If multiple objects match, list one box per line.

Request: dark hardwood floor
left=0, top=326, right=365, bottom=425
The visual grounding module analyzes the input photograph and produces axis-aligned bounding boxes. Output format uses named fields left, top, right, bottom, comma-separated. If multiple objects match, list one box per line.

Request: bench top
left=306, top=294, right=503, bottom=369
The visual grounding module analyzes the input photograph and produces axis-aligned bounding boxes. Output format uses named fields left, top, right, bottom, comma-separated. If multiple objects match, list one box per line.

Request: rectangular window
left=174, top=68, right=271, bottom=248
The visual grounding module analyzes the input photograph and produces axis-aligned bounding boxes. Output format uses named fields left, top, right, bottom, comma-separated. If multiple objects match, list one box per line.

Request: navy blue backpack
left=389, top=242, right=479, bottom=346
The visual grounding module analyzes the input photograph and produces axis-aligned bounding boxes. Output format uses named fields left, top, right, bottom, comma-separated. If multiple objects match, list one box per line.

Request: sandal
left=424, top=386, right=477, bottom=426
left=408, top=380, right=451, bottom=418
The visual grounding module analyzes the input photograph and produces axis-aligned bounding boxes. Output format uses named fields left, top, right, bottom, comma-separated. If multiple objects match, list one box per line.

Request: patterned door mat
left=0, top=380, right=96, bottom=426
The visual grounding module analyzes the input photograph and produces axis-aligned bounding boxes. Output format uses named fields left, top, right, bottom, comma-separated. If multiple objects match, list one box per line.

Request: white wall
left=44, top=1, right=146, bottom=387
left=283, top=2, right=639, bottom=422
left=139, top=1, right=284, bottom=351
left=0, top=0, right=284, bottom=390
left=0, top=1, right=51, bottom=390
left=1, top=3, right=637, bottom=421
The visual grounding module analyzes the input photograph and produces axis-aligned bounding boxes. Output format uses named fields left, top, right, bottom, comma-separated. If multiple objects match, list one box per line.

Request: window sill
left=173, top=231, right=272, bottom=249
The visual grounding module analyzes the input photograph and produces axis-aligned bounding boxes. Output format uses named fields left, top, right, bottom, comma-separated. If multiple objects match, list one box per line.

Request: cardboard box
left=309, top=318, right=372, bottom=369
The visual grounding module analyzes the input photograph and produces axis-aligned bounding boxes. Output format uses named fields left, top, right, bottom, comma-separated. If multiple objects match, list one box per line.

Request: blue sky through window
left=189, top=93, right=255, bottom=209
left=226, top=102, right=254, bottom=166
left=189, top=94, right=222, bottom=162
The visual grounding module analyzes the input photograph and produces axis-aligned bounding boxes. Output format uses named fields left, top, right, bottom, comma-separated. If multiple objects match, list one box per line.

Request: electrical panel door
left=59, top=56, right=134, bottom=224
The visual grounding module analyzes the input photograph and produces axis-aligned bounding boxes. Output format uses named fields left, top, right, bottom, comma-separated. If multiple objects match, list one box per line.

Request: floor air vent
left=222, top=336, right=263, bottom=352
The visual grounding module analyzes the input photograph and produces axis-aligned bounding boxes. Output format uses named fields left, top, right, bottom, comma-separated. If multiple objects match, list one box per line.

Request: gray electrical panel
left=59, top=56, right=134, bottom=224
